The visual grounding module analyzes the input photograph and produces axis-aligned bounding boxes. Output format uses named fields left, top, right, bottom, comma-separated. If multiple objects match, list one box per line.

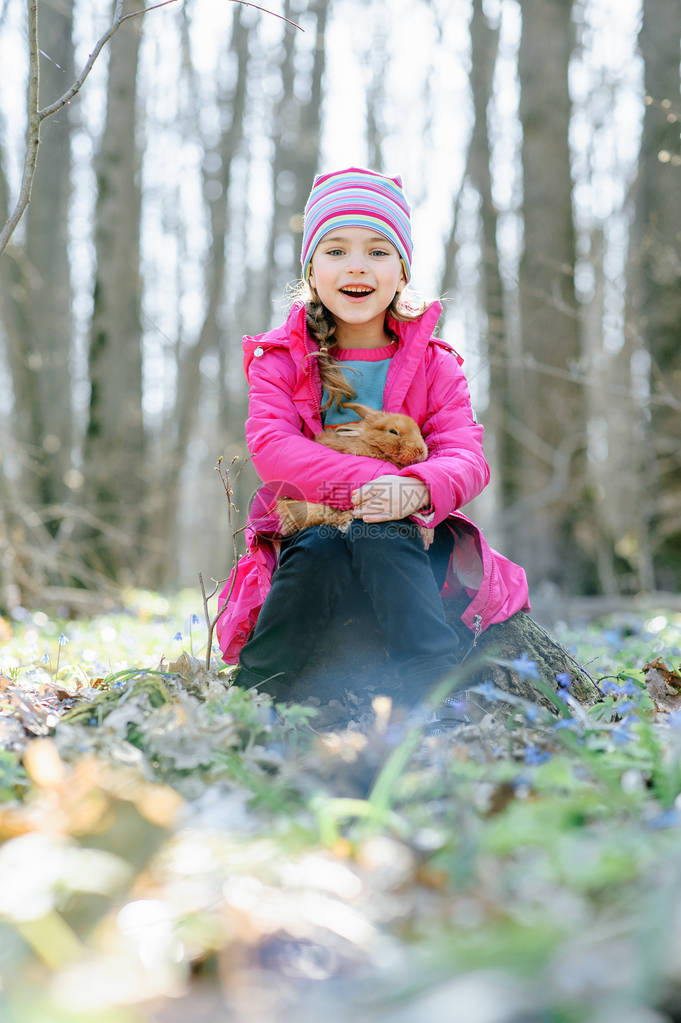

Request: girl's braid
left=306, top=295, right=357, bottom=412
left=302, top=289, right=426, bottom=413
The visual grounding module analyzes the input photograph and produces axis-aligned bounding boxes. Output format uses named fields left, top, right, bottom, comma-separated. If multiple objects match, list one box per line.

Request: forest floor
left=1, top=591, right=681, bottom=1022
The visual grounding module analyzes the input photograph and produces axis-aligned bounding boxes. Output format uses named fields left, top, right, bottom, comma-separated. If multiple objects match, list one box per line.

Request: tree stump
left=288, top=588, right=599, bottom=719
left=442, top=606, right=599, bottom=712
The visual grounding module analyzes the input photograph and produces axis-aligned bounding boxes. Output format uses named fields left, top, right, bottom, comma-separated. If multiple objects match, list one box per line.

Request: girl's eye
left=326, top=248, right=344, bottom=256
left=370, top=249, right=390, bottom=257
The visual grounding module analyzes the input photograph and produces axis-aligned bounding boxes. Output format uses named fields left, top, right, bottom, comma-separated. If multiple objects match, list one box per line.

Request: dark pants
left=237, top=519, right=463, bottom=701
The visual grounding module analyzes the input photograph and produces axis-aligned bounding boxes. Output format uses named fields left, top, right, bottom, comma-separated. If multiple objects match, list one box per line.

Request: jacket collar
left=383, top=301, right=442, bottom=411
left=243, top=299, right=443, bottom=419
left=387, top=300, right=442, bottom=349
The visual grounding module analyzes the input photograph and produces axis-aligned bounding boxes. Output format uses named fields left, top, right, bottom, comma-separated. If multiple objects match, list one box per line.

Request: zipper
left=472, top=614, right=482, bottom=647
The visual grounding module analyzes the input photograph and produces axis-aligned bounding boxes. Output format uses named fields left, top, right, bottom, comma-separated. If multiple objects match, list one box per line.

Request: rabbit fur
left=276, top=403, right=433, bottom=545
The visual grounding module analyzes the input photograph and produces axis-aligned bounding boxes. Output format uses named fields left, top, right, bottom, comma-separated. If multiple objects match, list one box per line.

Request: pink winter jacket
left=216, top=301, right=530, bottom=662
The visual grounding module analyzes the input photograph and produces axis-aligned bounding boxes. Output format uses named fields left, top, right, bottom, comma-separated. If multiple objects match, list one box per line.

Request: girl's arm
left=395, top=348, right=490, bottom=524
left=246, top=353, right=403, bottom=506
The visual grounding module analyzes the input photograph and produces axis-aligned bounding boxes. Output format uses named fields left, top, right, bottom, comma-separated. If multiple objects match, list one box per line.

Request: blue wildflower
left=511, top=653, right=539, bottom=679
left=618, top=679, right=639, bottom=698
left=524, top=705, right=539, bottom=722
left=648, top=810, right=681, bottom=831
left=473, top=681, right=500, bottom=700
left=552, top=718, right=574, bottom=731
left=615, top=700, right=637, bottom=716
left=58, top=633, right=69, bottom=646
left=88, top=717, right=97, bottom=726
left=556, top=672, right=572, bottom=689
left=173, top=632, right=183, bottom=641
left=191, top=614, right=200, bottom=625
left=41, top=653, right=49, bottom=664
left=524, top=744, right=551, bottom=765
left=600, top=680, right=621, bottom=696
left=613, top=720, right=633, bottom=744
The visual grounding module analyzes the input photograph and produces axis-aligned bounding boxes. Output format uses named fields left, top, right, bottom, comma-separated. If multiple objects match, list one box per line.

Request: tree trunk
left=467, top=0, right=520, bottom=530
left=630, top=0, right=681, bottom=590
left=365, top=23, right=386, bottom=173
left=263, top=0, right=328, bottom=313
left=0, top=1, right=75, bottom=500
left=82, top=0, right=145, bottom=582
left=23, top=0, right=75, bottom=523
left=0, top=1, right=75, bottom=600
left=514, top=0, right=591, bottom=591
left=150, top=4, right=251, bottom=586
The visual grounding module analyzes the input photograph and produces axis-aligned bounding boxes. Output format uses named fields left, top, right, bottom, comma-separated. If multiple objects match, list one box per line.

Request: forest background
left=0, top=0, right=679, bottom=617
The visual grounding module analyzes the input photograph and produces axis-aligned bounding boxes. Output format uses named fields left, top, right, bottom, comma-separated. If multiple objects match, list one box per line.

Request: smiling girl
left=217, top=167, right=529, bottom=709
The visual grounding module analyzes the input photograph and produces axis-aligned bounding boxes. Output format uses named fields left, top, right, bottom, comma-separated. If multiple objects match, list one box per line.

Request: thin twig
left=230, top=0, right=303, bottom=30
left=119, top=0, right=185, bottom=27
left=201, top=456, right=245, bottom=669
left=38, top=0, right=183, bottom=123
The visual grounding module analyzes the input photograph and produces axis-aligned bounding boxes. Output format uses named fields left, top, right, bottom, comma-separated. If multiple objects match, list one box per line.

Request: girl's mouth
left=339, top=286, right=375, bottom=299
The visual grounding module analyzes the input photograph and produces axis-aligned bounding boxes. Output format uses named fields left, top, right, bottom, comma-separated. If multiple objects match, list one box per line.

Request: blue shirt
left=321, top=341, right=397, bottom=427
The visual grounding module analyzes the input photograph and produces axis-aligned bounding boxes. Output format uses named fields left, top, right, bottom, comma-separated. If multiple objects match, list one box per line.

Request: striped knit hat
left=300, top=166, right=413, bottom=282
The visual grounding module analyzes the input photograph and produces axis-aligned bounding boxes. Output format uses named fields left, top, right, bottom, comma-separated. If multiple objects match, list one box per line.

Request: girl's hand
left=351, top=475, right=431, bottom=522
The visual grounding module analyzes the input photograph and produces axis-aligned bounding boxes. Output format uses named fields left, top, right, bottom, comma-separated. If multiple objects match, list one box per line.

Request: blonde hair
left=288, top=280, right=429, bottom=413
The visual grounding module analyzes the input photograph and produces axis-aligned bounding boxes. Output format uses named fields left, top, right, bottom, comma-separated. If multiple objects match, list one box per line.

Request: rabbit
left=276, top=402, right=433, bottom=546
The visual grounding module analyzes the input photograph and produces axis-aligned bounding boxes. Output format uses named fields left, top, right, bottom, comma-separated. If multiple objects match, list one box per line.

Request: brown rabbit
left=277, top=402, right=431, bottom=540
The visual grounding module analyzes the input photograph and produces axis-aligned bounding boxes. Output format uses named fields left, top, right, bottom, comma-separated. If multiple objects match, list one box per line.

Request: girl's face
left=308, top=226, right=406, bottom=340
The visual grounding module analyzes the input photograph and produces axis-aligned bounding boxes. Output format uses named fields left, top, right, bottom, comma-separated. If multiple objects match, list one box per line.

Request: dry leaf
left=643, top=658, right=681, bottom=713
left=643, top=657, right=681, bottom=689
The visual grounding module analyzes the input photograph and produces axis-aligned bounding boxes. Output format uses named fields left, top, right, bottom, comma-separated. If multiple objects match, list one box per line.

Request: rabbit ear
left=341, top=402, right=377, bottom=420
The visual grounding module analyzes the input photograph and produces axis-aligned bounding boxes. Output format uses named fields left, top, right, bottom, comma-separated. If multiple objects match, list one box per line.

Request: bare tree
left=364, top=19, right=387, bottom=173
left=81, top=0, right=146, bottom=581
left=263, top=0, right=328, bottom=311
left=0, top=0, right=76, bottom=602
left=467, top=0, right=518, bottom=521
left=151, top=2, right=252, bottom=585
left=630, top=0, right=681, bottom=590
left=22, top=0, right=75, bottom=519
left=513, top=0, right=589, bottom=591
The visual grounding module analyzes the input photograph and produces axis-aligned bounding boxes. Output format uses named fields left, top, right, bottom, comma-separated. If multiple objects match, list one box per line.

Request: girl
left=217, top=167, right=529, bottom=704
